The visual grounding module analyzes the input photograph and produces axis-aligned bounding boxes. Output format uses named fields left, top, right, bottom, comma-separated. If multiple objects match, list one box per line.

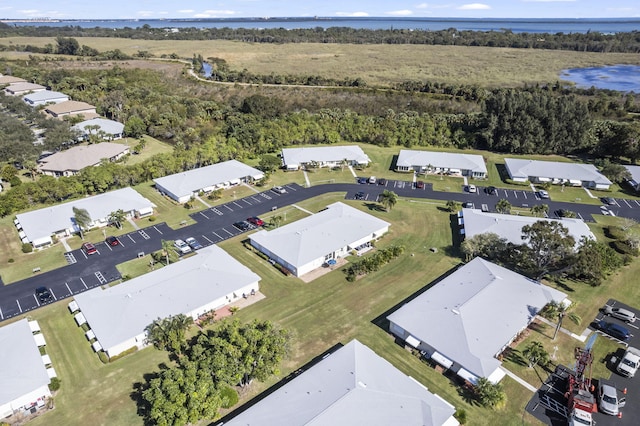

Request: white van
left=368, top=176, right=376, bottom=184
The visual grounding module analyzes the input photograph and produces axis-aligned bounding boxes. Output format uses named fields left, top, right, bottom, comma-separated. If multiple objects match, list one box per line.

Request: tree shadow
left=130, top=367, right=165, bottom=425
left=549, top=277, right=576, bottom=293
left=363, top=202, right=385, bottom=212
left=528, top=321, right=554, bottom=339
left=502, top=347, right=527, bottom=367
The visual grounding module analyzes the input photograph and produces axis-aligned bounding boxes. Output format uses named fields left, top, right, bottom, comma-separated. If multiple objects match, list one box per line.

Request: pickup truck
left=617, top=347, right=640, bottom=378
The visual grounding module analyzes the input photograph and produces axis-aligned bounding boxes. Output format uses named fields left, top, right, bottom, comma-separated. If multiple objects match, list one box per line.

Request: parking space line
left=33, top=294, right=40, bottom=307
left=212, top=231, right=223, bottom=240
left=0, top=307, right=3, bottom=319
left=127, top=234, right=136, bottom=243
left=513, top=191, right=518, bottom=199
left=202, top=235, right=214, bottom=244
left=260, top=193, right=272, bottom=200
left=211, top=208, right=223, bottom=216
left=503, top=190, right=509, bottom=197
left=224, top=205, right=233, bottom=212
left=105, top=243, right=113, bottom=251
left=222, top=228, right=234, bottom=236
left=522, top=191, right=528, bottom=199
left=285, top=185, right=297, bottom=191
left=117, top=238, right=125, bottom=248
left=139, top=230, right=150, bottom=240
left=81, top=250, right=88, bottom=260
left=95, top=271, right=107, bottom=285
left=65, top=282, right=72, bottom=295
left=16, top=300, right=22, bottom=313
left=623, top=199, right=633, bottom=208
left=153, top=226, right=163, bottom=235
left=200, top=211, right=210, bottom=219
left=233, top=201, right=243, bottom=208
left=251, top=196, right=261, bottom=203
left=80, top=277, right=88, bottom=289
left=50, top=288, right=57, bottom=300
left=243, top=199, right=252, bottom=205
left=635, top=200, right=640, bottom=207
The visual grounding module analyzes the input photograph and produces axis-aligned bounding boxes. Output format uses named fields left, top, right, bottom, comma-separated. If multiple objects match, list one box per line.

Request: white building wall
left=106, top=335, right=143, bottom=358
left=0, top=385, right=51, bottom=417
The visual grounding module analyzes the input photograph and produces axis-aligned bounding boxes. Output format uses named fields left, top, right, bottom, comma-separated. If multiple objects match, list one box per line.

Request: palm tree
left=161, top=239, right=174, bottom=266
left=522, top=341, right=550, bottom=368
left=378, top=190, right=398, bottom=211
left=108, top=209, right=127, bottom=229
left=145, top=314, right=193, bottom=354
left=541, top=300, right=582, bottom=340
left=496, top=199, right=512, bottom=214
left=23, top=160, right=38, bottom=181
left=72, top=207, right=91, bottom=240
left=270, top=215, right=283, bottom=229
left=530, top=204, right=549, bottom=217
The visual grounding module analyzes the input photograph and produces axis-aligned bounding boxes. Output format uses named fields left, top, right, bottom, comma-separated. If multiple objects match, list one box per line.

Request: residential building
left=0, top=319, right=52, bottom=418
left=504, top=158, right=612, bottom=190
left=460, top=208, right=595, bottom=247
left=22, top=90, right=69, bottom=106
left=219, top=340, right=459, bottom=426
left=0, top=75, right=27, bottom=86
left=73, top=118, right=125, bottom=141
left=4, top=82, right=46, bottom=96
left=153, top=159, right=264, bottom=204
left=73, top=245, right=261, bottom=359
left=15, top=187, right=154, bottom=247
left=281, top=145, right=371, bottom=171
left=395, top=149, right=488, bottom=178
left=44, top=100, right=98, bottom=119
left=388, top=257, right=567, bottom=384
left=624, top=165, right=640, bottom=192
left=250, top=202, right=390, bottom=277
left=37, top=143, right=130, bottom=177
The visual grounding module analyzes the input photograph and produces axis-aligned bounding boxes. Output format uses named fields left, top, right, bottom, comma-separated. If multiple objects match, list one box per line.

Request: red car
left=82, top=242, right=97, bottom=255
left=247, top=216, right=265, bottom=227
left=105, top=236, right=119, bottom=246
left=416, top=181, right=425, bottom=189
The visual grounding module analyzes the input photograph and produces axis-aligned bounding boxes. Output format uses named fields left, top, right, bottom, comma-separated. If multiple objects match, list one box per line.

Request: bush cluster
left=344, top=245, right=404, bottom=282
left=108, top=346, right=138, bottom=362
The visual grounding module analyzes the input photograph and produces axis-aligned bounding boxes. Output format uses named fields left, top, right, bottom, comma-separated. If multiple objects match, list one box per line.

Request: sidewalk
left=194, top=194, right=211, bottom=208
left=499, top=366, right=538, bottom=392
left=127, top=216, right=140, bottom=230
left=347, top=165, right=357, bottom=178
left=303, top=170, right=311, bottom=187
left=535, top=315, right=588, bottom=342
left=292, top=204, right=313, bottom=214
left=60, top=238, right=72, bottom=252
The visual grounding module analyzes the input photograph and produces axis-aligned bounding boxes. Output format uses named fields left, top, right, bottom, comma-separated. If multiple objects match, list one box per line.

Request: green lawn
left=119, top=135, right=173, bottom=165
left=133, top=181, right=204, bottom=229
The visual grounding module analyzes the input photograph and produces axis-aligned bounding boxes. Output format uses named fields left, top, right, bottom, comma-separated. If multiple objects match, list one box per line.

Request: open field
left=3, top=37, right=640, bottom=87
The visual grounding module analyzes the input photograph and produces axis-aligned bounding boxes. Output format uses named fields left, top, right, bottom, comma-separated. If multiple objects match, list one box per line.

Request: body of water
left=6, top=17, right=640, bottom=34
left=561, top=65, right=640, bottom=93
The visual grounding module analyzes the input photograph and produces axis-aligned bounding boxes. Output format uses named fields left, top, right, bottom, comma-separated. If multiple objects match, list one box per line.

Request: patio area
left=299, top=257, right=349, bottom=283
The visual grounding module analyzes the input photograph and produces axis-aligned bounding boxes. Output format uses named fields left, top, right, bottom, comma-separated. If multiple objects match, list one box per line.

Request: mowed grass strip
left=5, top=36, right=640, bottom=87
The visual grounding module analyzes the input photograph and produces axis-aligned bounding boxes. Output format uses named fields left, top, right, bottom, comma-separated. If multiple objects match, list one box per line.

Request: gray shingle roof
left=388, top=258, right=566, bottom=379
left=74, top=245, right=260, bottom=352
left=44, top=100, right=96, bottom=115
left=504, top=158, right=612, bottom=185
left=396, top=150, right=487, bottom=174
left=282, top=145, right=371, bottom=167
left=37, top=143, right=129, bottom=173
left=250, top=202, right=390, bottom=269
left=223, top=339, right=457, bottom=426
left=0, top=319, right=50, bottom=407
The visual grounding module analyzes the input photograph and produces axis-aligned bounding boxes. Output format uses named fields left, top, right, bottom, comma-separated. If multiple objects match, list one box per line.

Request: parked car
left=357, top=177, right=368, bottom=184
left=617, top=347, right=640, bottom=378
left=174, top=239, right=192, bottom=254
left=82, top=242, right=97, bottom=255
left=35, top=286, right=53, bottom=303
left=272, top=186, right=287, bottom=194
left=462, top=202, right=475, bottom=209
left=247, top=216, right=265, bottom=227
left=416, top=180, right=425, bottom=189
left=604, top=305, right=637, bottom=323
left=233, top=221, right=251, bottom=231
left=185, top=237, right=203, bottom=250
left=467, top=184, right=477, bottom=193
left=377, top=178, right=387, bottom=186
left=485, top=186, right=497, bottom=195
left=354, top=191, right=365, bottom=200
left=598, top=381, right=625, bottom=416
left=538, top=190, right=549, bottom=199
left=595, top=320, right=632, bottom=341
left=368, top=176, right=377, bottom=184
left=601, top=197, right=616, bottom=205
left=105, top=236, right=119, bottom=246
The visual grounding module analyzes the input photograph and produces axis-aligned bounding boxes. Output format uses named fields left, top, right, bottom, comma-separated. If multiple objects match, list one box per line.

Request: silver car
left=604, top=305, right=636, bottom=323
left=598, top=382, right=625, bottom=416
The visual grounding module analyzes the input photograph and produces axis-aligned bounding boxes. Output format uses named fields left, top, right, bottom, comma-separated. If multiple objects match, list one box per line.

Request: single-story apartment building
left=73, top=244, right=261, bottom=359
left=15, top=187, right=154, bottom=247
left=153, top=159, right=264, bottom=204
left=460, top=208, right=595, bottom=248
left=395, top=149, right=488, bottom=179
left=218, top=339, right=459, bottom=426
left=504, top=158, right=612, bottom=190
left=44, top=100, right=98, bottom=120
left=250, top=202, right=390, bottom=277
left=388, top=257, right=567, bottom=384
left=0, top=75, right=27, bottom=86
left=624, top=165, right=640, bottom=192
left=22, top=90, right=69, bottom=107
left=4, top=82, right=46, bottom=96
left=0, top=319, right=52, bottom=418
left=72, top=118, right=125, bottom=141
left=37, top=143, right=130, bottom=177
left=281, top=145, right=371, bottom=171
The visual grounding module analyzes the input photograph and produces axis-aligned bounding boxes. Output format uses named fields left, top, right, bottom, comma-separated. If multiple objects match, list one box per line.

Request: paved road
left=2, top=179, right=640, bottom=323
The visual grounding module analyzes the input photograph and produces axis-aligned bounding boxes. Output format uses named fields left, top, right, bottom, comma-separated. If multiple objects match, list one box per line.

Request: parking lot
left=526, top=299, right=640, bottom=425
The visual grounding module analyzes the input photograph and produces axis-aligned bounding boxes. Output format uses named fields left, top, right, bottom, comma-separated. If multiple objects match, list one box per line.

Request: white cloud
left=178, top=10, right=194, bottom=13
left=522, top=0, right=576, bottom=2
left=335, top=12, right=370, bottom=17
left=457, top=3, right=491, bottom=10
left=386, top=9, right=414, bottom=16
left=137, top=10, right=155, bottom=17
left=17, top=9, right=39, bottom=15
left=194, top=10, right=237, bottom=18
left=416, top=2, right=429, bottom=7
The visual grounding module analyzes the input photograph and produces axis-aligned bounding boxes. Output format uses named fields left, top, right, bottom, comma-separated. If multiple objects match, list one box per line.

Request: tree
left=474, top=377, right=506, bottom=409
left=460, top=233, right=508, bottom=262
left=522, top=341, right=550, bottom=368
left=161, top=239, right=174, bottom=265
left=540, top=300, right=582, bottom=340
left=72, top=207, right=91, bottom=240
left=495, top=198, right=511, bottom=214
left=530, top=204, right=549, bottom=217
left=258, top=154, right=281, bottom=173
left=599, top=160, right=632, bottom=183
left=22, top=159, right=38, bottom=181
left=124, top=116, right=146, bottom=138
left=570, top=237, right=622, bottom=286
left=269, top=215, right=283, bottom=228
left=144, top=314, right=193, bottom=354
left=521, top=220, right=575, bottom=279
left=1, top=164, right=17, bottom=182
left=378, top=190, right=398, bottom=211
left=108, top=209, right=126, bottom=229
left=445, top=200, right=461, bottom=212
left=55, top=36, right=80, bottom=55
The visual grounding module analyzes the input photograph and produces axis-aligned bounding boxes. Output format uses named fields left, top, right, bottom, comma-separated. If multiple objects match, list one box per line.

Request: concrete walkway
left=60, top=238, right=72, bottom=252
left=583, top=187, right=598, bottom=199
left=242, top=182, right=260, bottom=194
left=535, top=315, right=588, bottom=342
left=292, top=204, right=314, bottom=214
left=127, top=216, right=140, bottom=230
left=303, top=170, right=311, bottom=187
left=499, top=366, right=538, bottom=392
left=194, top=194, right=212, bottom=208
left=347, top=165, right=358, bottom=178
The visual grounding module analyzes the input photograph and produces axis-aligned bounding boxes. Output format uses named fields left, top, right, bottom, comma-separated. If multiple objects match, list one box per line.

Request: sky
left=0, top=0, right=638, bottom=20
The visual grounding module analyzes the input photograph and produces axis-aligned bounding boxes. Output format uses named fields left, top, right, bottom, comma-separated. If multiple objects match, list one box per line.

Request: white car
left=538, top=190, right=549, bottom=199
left=272, top=186, right=287, bottom=194
left=174, top=239, right=192, bottom=254
left=368, top=176, right=377, bottom=184
left=467, top=184, right=477, bottom=193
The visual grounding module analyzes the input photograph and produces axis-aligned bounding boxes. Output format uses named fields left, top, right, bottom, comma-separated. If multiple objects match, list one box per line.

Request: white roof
left=23, top=90, right=69, bottom=104
left=223, top=340, right=458, bottom=426
left=153, top=159, right=264, bottom=199
left=396, top=150, right=487, bottom=174
left=388, top=258, right=566, bottom=379
left=625, top=165, right=640, bottom=186
left=282, top=145, right=371, bottom=166
left=73, top=245, right=260, bottom=352
left=250, top=202, right=390, bottom=269
left=0, top=319, right=50, bottom=407
left=462, top=208, right=595, bottom=247
left=37, top=143, right=129, bottom=173
left=15, top=187, right=153, bottom=243
left=73, top=118, right=125, bottom=136
left=504, top=158, right=612, bottom=185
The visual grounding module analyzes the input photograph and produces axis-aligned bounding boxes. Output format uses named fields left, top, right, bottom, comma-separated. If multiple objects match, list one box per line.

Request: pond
left=201, top=62, right=212, bottom=78
left=561, top=64, right=640, bottom=92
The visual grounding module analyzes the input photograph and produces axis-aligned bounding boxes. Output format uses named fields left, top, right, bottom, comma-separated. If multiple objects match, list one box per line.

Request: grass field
left=3, top=37, right=640, bottom=87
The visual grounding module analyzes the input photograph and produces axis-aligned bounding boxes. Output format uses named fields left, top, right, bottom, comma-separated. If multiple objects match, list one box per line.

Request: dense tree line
left=1, top=24, right=640, bottom=53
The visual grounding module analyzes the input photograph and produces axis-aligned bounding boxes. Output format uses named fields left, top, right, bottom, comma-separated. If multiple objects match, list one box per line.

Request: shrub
left=611, top=240, right=639, bottom=256
left=220, top=386, right=239, bottom=408
left=97, top=351, right=109, bottom=364
left=48, top=377, right=61, bottom=391
left=7, top=258, right=14, bottom=263
left=454, top=408, right=467, bottom=424
left=184, top=201, right=193, bottom=209
left=606, top=226, right=626, bottom=240
left=9, top=176, right=21, bottom=187
left=21, top=243, right=33, bottom=253
left=148, top=216, right=157, bottom=222
left=108, top=346, right=138, bottom=362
